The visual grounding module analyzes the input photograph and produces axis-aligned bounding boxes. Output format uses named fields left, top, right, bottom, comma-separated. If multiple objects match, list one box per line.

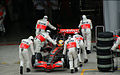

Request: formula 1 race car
left=34, top=47, right=65, bottom=71
left=31, top=29, right=80, bottom=72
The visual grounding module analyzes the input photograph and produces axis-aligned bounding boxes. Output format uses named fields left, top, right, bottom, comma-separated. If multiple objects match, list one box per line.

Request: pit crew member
left=35, top=15, right=56, bottom=36
left=0, top=5, right=6, bottom=33
left=19, top=36, right=35, bottom=75
left=73, top=32, right=88, bottom=66
left=111, top=36, right=120, bottom=51
left=78, top=15, right=93, bottom=54
left=63, top=35, right=79, bottom=73
left=34, top=30, right=57, bottom=62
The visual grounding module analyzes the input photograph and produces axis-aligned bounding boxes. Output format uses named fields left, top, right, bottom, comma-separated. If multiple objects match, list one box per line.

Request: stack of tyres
left=96, top=32, right=114, bottom=72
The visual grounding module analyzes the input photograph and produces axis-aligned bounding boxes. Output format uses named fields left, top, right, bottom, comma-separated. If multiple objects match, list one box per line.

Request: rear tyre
left=36, top=53, right=42, bottom=61
left=31, top=55, right=35, bottom=67
left=64, top=56, right=69, bottom=69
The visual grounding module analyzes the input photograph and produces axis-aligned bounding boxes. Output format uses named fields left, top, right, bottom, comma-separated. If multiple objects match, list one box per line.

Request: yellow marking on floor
left=81, top=69, right=85, bottom=75
left=81, top=69, right=97, bottom=75
left=81, top=68, right=120, bottom=75
left=14, top=61, right=20, bottom=64
left=118, top=68, right=120, bottom=70
left=83, top=69, right=97, bottom=70
left=1, top=62, right=7, bottom=64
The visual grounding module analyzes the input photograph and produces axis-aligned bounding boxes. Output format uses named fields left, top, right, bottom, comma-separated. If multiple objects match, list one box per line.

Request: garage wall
left=103, top=0, right=120, bottom=32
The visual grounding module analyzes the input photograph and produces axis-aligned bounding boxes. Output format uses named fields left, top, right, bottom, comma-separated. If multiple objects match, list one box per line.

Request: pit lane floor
left=0, top=44, right=120, bottom=75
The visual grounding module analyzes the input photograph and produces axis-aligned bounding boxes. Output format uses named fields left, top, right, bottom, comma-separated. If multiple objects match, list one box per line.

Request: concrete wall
left=103, top=0, right=120, bottom=32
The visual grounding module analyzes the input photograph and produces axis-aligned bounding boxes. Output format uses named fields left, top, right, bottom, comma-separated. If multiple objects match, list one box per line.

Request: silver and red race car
left=31, top=29, right=80, bottom=72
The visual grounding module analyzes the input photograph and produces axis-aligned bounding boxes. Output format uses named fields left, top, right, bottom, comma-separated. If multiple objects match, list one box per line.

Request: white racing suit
left=78, top=19, right=92, bottom=51
left=0, top=7, right=6, bottom=32
left=73, top=34, right=88, bottom=63
left=111, top=37, right=120, bottom=50
left=63, top=38, right=79, bottom=70
left=34, top=32, right=57, bottom=55
left=35, top=19, right=56, bottom=36
left=19, top=39, right=35, bottom=69
left=35, top=19, right=56, bottom=60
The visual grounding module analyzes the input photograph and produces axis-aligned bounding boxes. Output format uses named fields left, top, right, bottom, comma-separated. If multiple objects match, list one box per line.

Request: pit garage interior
left=0, top=0, right=120, bottom=75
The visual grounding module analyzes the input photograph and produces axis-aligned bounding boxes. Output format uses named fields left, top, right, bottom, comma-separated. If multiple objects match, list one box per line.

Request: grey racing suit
left=34, top=32, right=57, bottom=53
left=78, top=18, right=92, bottom=51
left=19, top=39, right=35, bottom=68
left=73, top=34, right=88, bottom=63
left=111, top=37, right=120, bottom=50
left=63, top=37, right=79, bottom=69
left=35, top=19, right=56, bottom=36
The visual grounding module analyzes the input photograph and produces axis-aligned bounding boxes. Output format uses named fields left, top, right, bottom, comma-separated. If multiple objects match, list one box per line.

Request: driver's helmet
left=58, top=40, right=64, bottom=46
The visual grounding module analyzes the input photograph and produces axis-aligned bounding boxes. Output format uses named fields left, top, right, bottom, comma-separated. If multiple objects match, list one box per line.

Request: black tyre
left=97, top=40, right=114, bottom=46
left=96, top=43, right=112, bottom=47
left=37, top=53, right=42, bottom=61
left=97, top=32, right=114, bottom=72
left=97, top=32, right=113, bottom=38
left=64, top=56, right=69, bottom=69
left=97, top=50, right=111, bottom=55
left=98, top=67, right=112, bottom=72
left=97, top=59, right=112, bottom=65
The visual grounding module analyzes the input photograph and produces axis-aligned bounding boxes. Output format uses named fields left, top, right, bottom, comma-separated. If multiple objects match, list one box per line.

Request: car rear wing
left=59, top=29, right=80, bottom=34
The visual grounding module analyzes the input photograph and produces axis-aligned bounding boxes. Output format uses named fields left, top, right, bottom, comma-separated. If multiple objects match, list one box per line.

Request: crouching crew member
left=19, top=36, right=35, bottom=75
left=73, top=32, right=88, bottom=67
